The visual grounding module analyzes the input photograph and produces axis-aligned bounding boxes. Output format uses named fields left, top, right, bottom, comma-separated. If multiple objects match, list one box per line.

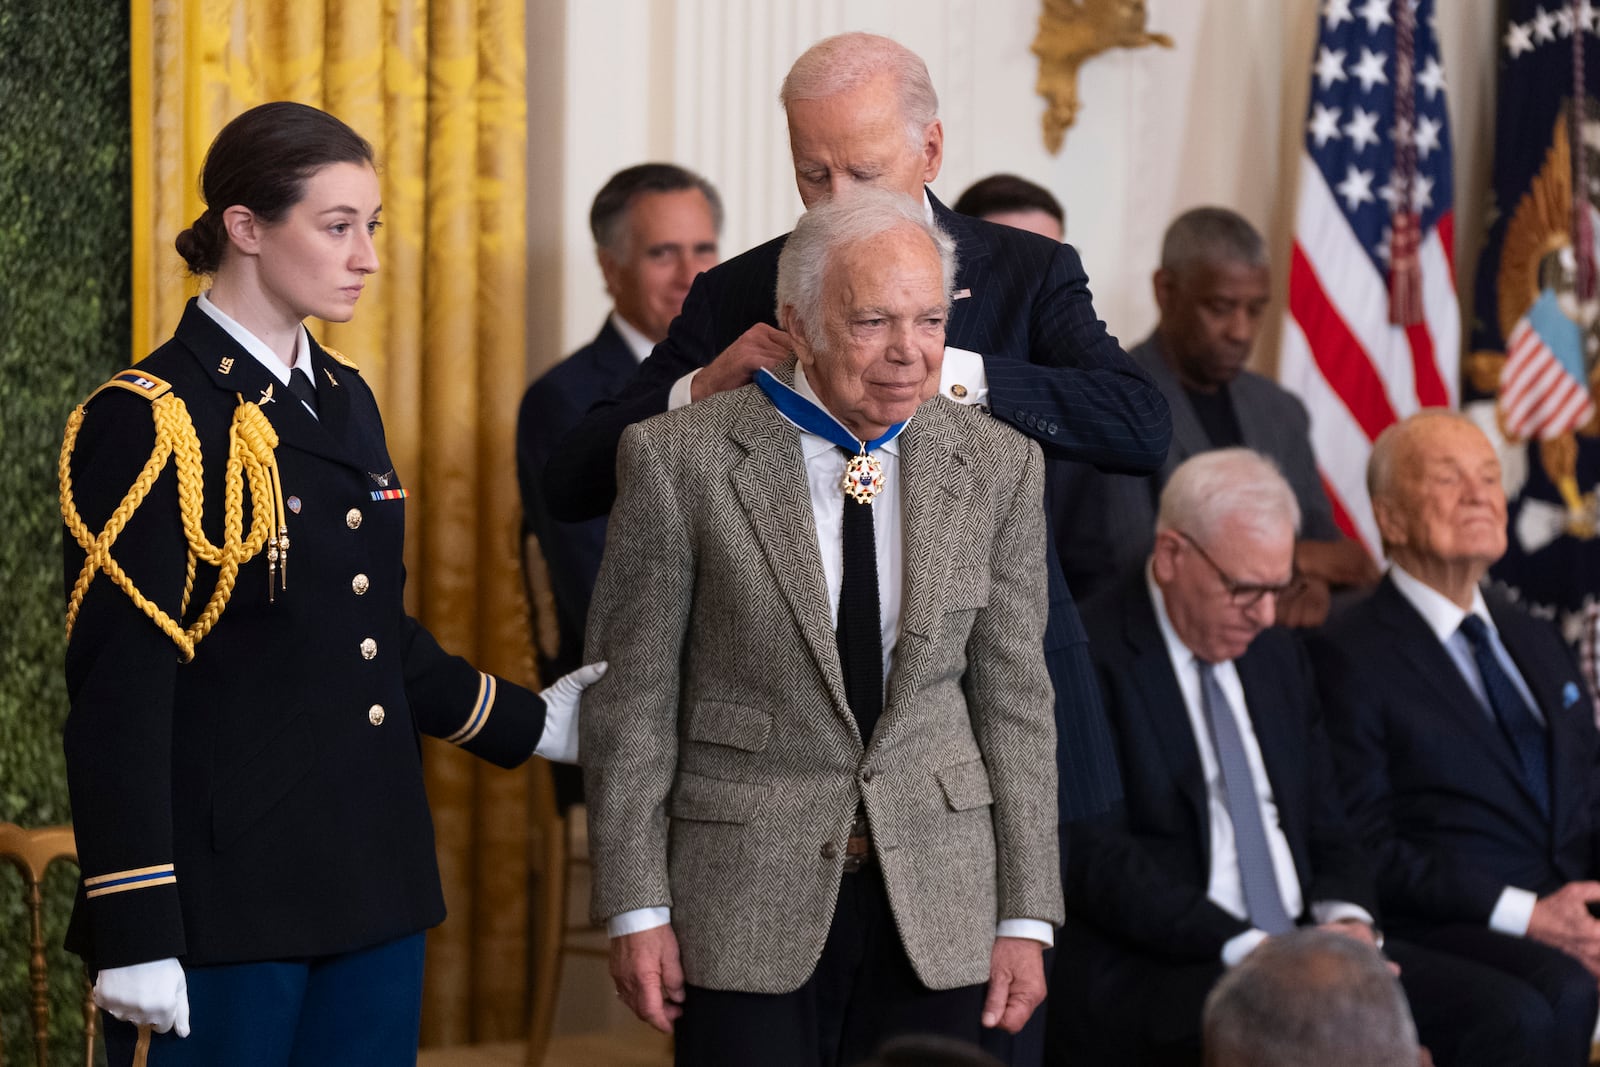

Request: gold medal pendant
left=842, top=451, right=884, bottom=504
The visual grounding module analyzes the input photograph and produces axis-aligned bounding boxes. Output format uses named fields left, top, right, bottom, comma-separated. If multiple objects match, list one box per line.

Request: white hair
left=774, top=187, right=958, bottom=354
left=1156, top=448, right=1301, bottom=544
left=779, top=32, right=940, bottom=151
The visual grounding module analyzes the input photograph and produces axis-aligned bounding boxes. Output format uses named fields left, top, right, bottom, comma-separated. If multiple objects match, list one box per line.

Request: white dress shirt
left=1148, top=570, right=1372, bottom=964
left=1387, top=564, right=1544, bottom=937
left=609, top=311, right=656, bottom=364
left=197, top=292, right=317, bottom=415
left=612, top=367, right=1051, bottom=946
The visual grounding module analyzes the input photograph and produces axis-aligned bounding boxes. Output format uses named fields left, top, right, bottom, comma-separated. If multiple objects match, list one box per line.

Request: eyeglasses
left=1176, top=531, right=1301, bottom=608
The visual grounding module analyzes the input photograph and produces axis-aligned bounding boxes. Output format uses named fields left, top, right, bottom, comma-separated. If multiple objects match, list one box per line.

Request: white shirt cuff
left=938, top=347, right=989, bottom=406
left=608, top=907, right=672, bottom=938
left=996, top=918, right=1053, bottom=947
left=1311, top=900, right=1375, bottom=928
left=1222, top=928, right=1270, bottom=967
left=668, top=370, right=698, bottom=410
left=1489, top=886, right=1537, bottom=936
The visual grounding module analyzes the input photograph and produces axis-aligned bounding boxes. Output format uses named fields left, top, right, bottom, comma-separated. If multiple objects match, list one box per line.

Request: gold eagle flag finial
left=1032, top=0, right=1174, bottom=155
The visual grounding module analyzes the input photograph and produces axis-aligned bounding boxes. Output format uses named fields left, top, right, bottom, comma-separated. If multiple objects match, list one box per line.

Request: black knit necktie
left=286, top=367, right=319, bottom=418
left=836, top=449, right=883, bottom=746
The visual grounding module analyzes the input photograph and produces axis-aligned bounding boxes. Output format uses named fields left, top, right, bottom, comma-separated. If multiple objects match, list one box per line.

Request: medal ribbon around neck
left=754, top=368, right=908, bottom=504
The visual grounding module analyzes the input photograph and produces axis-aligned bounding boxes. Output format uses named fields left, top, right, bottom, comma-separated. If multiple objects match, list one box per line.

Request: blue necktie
left=1197, top=660, right=1295, bottom=935
left=1459, top=615, right=1549, bottom=816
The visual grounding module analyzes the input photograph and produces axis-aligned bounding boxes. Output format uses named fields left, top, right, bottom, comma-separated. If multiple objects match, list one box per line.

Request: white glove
left=535, top=660, right=607, bottom=764
left=94, top=957, right=190, bottom=1037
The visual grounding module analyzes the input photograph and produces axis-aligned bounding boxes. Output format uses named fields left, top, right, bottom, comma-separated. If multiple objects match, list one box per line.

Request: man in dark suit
left=544, top=33, right=1169, bottom=872
left=1310, top=411, right=1600, bottom=1065
left=1054, top=447, right=1532, bottom=1067
left=515, top=163, right=721, bottom=685
left=1049, top=207, right=1376, bottom=624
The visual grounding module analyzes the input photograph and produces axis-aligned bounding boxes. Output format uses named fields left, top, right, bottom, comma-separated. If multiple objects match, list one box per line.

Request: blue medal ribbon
left=753, top=368, right=908, bottom=453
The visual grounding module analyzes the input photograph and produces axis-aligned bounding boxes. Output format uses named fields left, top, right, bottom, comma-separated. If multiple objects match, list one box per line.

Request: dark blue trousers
left=102, top=932, right=425, bottom=1067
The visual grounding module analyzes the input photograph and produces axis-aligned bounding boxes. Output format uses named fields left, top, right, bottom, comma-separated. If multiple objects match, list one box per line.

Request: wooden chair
left=0, top=823, right=94, bottom=1067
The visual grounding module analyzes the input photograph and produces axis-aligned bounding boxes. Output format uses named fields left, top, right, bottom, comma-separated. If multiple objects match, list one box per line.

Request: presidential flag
left=1466, top=0, right=1600, bottom=639
left=1279, top=0, right=1457, bottom=556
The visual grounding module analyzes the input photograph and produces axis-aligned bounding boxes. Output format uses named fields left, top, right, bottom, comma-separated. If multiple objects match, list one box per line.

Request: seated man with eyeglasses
left=1048, top=448, right=1519, bottom=1067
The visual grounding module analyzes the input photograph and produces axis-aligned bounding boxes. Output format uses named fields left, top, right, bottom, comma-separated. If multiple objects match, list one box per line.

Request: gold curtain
left=130, top=0, right=536, bottom=1045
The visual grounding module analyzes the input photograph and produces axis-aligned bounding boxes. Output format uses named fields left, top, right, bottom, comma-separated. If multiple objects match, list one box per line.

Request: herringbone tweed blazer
left=581, top=370, right=1063, bottom=994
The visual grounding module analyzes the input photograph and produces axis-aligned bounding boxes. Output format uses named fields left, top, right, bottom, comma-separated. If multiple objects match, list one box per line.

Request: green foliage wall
left=0, top=1, right=130, bottom=1059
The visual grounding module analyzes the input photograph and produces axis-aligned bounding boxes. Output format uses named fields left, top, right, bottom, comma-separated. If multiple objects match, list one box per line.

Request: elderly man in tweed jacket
left=580, top=188, right=1062, bottom=1067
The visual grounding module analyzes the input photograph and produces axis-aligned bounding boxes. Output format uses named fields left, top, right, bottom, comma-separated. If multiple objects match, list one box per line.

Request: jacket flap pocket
left=936, top=758, right=994, bottom=811
left=685, top=701, right=772, bottom=752
left=668, top=771, right=768, bottom=824
left=943, top=570, right=990, bottom=611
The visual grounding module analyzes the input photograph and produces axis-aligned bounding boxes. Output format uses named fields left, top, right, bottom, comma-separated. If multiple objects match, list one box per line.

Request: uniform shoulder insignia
left=322, top=346, right=360, bottom=372
left=87, top=369, right=173, bottom=404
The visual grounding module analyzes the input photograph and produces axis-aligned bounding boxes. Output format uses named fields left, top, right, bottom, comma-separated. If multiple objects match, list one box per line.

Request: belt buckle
left=843, top=816, right=871, bottom=873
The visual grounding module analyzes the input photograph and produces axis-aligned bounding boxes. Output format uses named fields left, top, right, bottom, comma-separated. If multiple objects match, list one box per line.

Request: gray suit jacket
left=1051, top=333, right=1339, bottom=598
left=581, top=367, right=1062, bottom=994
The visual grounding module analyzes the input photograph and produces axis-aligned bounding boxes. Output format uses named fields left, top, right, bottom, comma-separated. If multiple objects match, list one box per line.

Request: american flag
left=1279, top=0, right=1457, bottom=555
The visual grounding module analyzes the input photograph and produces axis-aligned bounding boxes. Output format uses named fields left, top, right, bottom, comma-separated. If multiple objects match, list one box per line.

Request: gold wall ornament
left=1032, top=0, right=1174, bottom=154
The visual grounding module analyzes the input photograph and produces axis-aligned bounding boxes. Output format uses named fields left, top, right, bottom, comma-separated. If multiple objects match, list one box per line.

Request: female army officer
left=59, top=101, right=600, bottom=1065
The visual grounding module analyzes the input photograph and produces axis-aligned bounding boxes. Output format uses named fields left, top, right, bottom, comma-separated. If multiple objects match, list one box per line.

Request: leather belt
left=843, top=814, right=871, bottom=874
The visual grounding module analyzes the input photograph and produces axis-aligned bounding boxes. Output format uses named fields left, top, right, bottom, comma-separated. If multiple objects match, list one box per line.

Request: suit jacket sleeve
left=1307, top=633, right=1508, bottom=922
left=579, top=423, right=694, bottom=920
left=963, top=439, right=1065, bottom=925
left=1267, top=387, right=1340, bottom=542
left=982, top=241, right=1170, bottom=475
left=543, top=265, right=740, bottom=523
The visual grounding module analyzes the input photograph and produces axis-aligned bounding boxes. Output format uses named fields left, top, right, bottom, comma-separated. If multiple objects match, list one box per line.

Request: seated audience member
left=581, top=188, right=1061, bottom=1065
left=952, top=173, right=1064, bottom=242
left=1203, top=929, right=1426, bottom=1067
left=1050, top=207, right=1376, bottom=623
left=515, top=162, right=720, bottom=696
left=1310, top=410, right=1600, bottom=1066
left=1050, top=447, right=1526, bottom=1067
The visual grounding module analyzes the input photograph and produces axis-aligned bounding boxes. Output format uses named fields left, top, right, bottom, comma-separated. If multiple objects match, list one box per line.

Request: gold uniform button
left=346, top=508, right=363, bottom=530
left=352, top=573, right=370, bottom=595
left=368, top=704, right=385, bottom=726
left=360, top=638, right=377, bottom=660
left=950, top=383, right=969, bottom=399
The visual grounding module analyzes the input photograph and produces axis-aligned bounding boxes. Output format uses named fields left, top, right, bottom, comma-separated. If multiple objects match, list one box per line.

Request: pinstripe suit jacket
left=549, top=188, right=1164, bottom=826
left=1050, top=334, right=1339, bottom=599
left=580, top=371, right=1063, bottom=993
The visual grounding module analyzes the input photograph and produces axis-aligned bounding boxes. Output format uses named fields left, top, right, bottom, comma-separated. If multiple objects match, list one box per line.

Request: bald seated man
left=1311, top=411, right=1600, bottom=1066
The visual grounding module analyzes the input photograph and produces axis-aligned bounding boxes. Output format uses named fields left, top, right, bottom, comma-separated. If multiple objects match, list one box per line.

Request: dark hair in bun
left=174, top=101, right=375, bottom=276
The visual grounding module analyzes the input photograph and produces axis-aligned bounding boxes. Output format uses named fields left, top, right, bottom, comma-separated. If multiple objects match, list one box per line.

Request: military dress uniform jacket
left=581, top=370, right=1064, bottom=994
left=62, top=299, right=548, bottom=970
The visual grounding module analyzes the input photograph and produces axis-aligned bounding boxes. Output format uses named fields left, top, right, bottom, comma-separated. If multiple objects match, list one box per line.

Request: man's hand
left=689, top=324, right=792, bottom=401
left=1527, top=881, right=1600, bottom=977
left=982, top=936, right=1046, bottom=1033
left=1294, top=537, right=1381, bottom=589
left=1316, top=919, right=1400, bottom=976
left=1277, top=575, right=1333, bottom=629
left=610, top=924, right=686, bottom=1033
left=94, top=957, right=190, bottom=1037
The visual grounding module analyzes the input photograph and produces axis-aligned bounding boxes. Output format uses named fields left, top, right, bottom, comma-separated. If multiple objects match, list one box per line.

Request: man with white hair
left=546, top=39, right=1167, bottom=995
left=1053, top=449, right=1515, bottom=1066
left=581, top=188, right=1061, bottom=1065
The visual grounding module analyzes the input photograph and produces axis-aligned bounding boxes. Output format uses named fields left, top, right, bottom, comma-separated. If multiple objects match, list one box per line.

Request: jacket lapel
left=728, top=392, right=854, bottom=734
left=1373, top=579, right=1539, bottom=802
left=1123, top=582, right=1211, bottom=847
left=1492, top=599, right=1575, bottom=840
left=1234, top=645, right=1309, bottom=875
left=882, top=402, right=966, bottom=739
left=931, top=192, right=993, bottom=354
left=1135, top=336, right=1208, bottom=478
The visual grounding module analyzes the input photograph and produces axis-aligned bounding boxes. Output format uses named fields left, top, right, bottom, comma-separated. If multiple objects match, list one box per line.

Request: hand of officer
left=690, top=323, right=792, bottom=402
left=94, top=957, right=191, bottom=1037
left=535, top=661, right=608, bottom=764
